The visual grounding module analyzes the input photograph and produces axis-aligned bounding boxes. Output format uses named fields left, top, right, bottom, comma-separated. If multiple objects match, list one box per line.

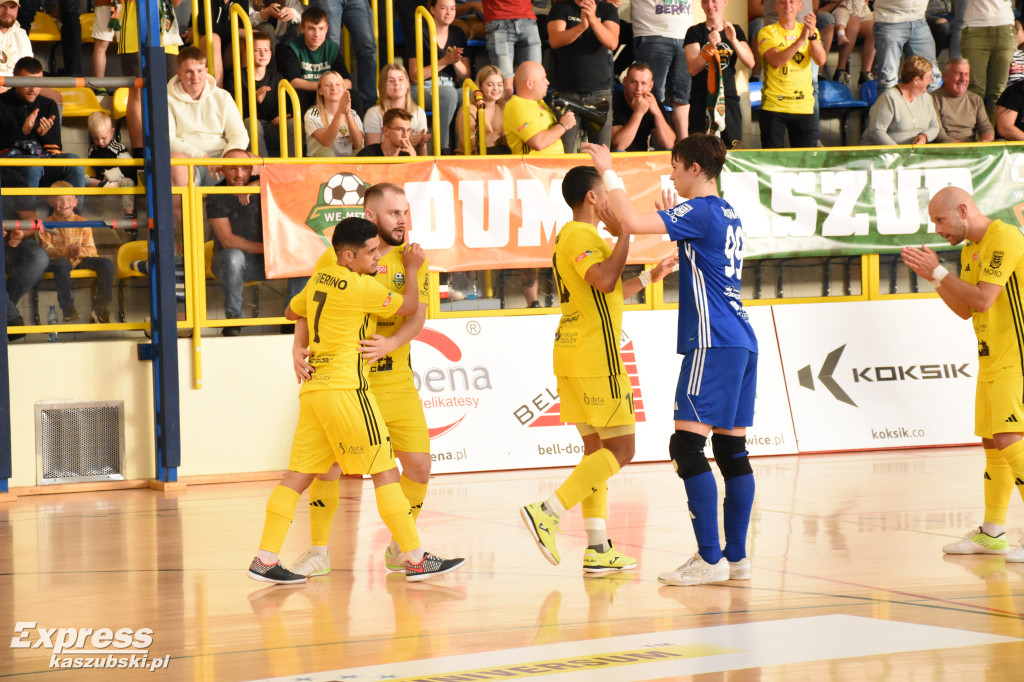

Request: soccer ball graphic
left=322, top=173, right=367, bottom=206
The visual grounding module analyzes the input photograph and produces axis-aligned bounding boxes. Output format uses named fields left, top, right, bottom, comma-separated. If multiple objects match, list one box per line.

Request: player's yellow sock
left=308, top=477, right=340, bottom=547
left=376, top=482, right=420, bottom=553
left=400, top=474, right=429, bottom=522
left=984, top=448, right=1014, bottom=526
left=554, top=448, right=620, bottom=512
left=582, top=483, right=609, bottom=549
left=259, top=486, right=301, bottom=554
left=1000, top=440, right=1024, bottom=502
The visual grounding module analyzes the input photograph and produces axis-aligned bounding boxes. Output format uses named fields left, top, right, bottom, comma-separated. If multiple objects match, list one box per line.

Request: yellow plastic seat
left=28, top=13, right=60, bottom=42
left=54, top=87, right=107, bottom=118
left=112, top=87, right=129, bottom=121
left=116, top=240, right=148, bottom=322
left=80, top=12, right=95, bottom=44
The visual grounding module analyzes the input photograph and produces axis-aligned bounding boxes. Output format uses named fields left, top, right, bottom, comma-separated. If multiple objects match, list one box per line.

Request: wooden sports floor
left=3, top=446, right=1024, bottom=681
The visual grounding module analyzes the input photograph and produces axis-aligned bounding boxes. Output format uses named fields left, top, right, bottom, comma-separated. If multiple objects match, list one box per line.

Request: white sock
left=256, top=549, right=278, bottom=565
left=308, top=545, right=328, bottom=557
left=543, top=494, right=567, bottom=517
left=981, top=522, right=1006, bottom=537
left=584, top=517, right=608, bottom=550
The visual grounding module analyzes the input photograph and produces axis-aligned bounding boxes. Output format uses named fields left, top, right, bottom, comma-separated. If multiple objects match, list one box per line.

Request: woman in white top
left=363, top=63, right=431, bottom=155
left=303, top=71, right=364, bottom=157
left=863, top=55, right=940, bottom=145
left=960, top=0, right=1016, bottom=119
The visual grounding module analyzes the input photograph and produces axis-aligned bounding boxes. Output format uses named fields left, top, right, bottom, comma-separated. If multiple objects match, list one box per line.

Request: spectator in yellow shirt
left=503, top=61, right=576, bottom=154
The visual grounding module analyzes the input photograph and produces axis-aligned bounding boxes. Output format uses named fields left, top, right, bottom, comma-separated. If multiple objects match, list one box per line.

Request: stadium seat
left=860, top=79, right=878, bottom=108
left=31, top=268, right=98, bottom=325
left=819, top=80, right=868, bottom=146
left=116, top=239, right=147, bottom=322
left=112, top=88, right=129, bottom=121
left=28, top=12, right=60, bottom=42
left=749, top=80, right=762, bottom=111
left=54, top=88, right=108, bottom=117
left=80, top=12, right=95, bottom=44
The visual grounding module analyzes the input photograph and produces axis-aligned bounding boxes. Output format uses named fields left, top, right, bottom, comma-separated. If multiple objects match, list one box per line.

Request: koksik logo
left=414, top=327, right=492, bottom=439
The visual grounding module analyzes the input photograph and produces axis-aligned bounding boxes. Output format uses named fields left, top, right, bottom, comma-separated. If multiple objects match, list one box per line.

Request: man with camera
left=547, top=0, right=619, bottom=152
left=503, top=61, right=576, bottom=154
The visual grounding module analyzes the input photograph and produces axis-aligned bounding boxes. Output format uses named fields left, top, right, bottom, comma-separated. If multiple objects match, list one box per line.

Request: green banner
left=724, top=144, right=1024, bottom=259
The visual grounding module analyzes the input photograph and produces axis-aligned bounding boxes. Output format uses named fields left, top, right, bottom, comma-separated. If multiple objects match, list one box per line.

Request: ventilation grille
left=35, top=401, right=125, bottom=485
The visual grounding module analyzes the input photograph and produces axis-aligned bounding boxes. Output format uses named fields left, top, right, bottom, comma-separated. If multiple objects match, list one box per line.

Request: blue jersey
left=658, top=195, right=758, bottom=355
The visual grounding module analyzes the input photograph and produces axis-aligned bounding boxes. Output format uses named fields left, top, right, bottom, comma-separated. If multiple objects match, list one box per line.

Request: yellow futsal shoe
left=521, top=502, right=561, bottom=565
left=583, top=541, right=637, bottom=574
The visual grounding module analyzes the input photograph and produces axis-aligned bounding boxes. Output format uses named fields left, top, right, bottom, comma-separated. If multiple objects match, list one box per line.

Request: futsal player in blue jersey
left=584, top=136, right=758, bottom=586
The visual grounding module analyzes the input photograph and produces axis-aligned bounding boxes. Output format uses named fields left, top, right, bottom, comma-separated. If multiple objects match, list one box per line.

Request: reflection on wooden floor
left=2, top=447, right=1024, bottom=681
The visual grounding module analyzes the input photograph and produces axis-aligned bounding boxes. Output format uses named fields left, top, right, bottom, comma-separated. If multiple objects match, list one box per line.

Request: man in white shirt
left=873, top=0, right=939, bottom=94
left=0, top=0, right=31, bottom=81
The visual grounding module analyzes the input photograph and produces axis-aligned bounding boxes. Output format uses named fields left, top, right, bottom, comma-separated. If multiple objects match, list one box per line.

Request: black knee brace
left=712, top=433, right=752, bottom=480
left=669, top=430, right=711, bottom=479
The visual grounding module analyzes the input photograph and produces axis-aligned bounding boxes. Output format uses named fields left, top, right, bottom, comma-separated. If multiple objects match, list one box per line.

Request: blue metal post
left=138, top=0, right=181, bottom=481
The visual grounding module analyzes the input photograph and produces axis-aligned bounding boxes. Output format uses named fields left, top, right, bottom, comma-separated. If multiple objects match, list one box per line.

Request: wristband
left=931, top=265, right=949, bottom=286
left=638, top=270, right=653, bottom=288
left=603, top=169, right=625, bottom=192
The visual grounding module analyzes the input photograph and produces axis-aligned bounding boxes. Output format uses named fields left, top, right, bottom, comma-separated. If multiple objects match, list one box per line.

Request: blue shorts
left=674, top=347, right=757, bottom=429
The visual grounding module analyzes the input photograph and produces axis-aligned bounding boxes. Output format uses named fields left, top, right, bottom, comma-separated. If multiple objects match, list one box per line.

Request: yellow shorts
left=375, top=384, right=430, bottom=454
left=289, top=389, right=395, bottom=476
left=557, top=374, right=636, bottom=429
left=975, top=376, right=1024, bottom=439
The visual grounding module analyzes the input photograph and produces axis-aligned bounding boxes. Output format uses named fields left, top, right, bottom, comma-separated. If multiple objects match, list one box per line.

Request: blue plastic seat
left=749, top=80, right=762, bottom=110
left=860, top=79, right=878, bottom=108
left=819, top=80, right=866, bottom=108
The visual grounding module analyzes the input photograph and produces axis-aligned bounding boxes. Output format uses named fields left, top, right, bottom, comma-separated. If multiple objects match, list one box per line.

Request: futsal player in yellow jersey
left=520, top=165, right=676, bottom=571
left=247, top=217, right=465, bottom=584
left=902, top=187, right=1024, bottom=562
left=304, top=184, right=434, bottom=574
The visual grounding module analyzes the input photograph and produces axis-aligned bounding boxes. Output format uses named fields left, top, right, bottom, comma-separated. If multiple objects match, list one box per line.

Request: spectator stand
left=277, top=79, right=303, bottom=157
left=460, top=77, right=487, bottom=155
left=749, top=79, right=869, bottom=146
left=228, top=2, right=261, bottom=152
left=414, top=5, right=443, bottom=156
left=1, top=1, right=183, bottom=492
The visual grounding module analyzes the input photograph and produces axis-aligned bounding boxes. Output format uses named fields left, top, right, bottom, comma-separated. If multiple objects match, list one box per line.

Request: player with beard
left=249, top=217, right=465, bottom=584
left=295, top=182, right=434, bottom=575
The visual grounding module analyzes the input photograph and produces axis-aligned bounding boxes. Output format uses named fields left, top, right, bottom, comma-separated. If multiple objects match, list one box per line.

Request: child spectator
left=39, top=181, right=115, bottom=324
left=363, top=63, right=431, bottom=155
left=826, top=0, right=876, bottom=88
left=458, top=64, right=509, bottom=154
left=86, top=112, right=136, bottom=221
left=304, top=71, right=364, bottom=156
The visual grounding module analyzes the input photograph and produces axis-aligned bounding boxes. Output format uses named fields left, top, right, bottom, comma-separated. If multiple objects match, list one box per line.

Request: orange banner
left=260, top=156, right=677, bottom=278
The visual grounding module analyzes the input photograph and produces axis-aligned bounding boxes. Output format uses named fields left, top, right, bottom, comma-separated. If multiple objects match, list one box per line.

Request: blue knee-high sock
left=683, top=470, right=722, bottom=564
left=722, top=472, right=755, bottom=562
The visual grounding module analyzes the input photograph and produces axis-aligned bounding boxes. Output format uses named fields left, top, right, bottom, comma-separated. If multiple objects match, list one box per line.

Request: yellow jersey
left=315, top=244, right=428, bottom=388
left=961, top=220, right=1024, bottom=380
left=758, top=22, right=818, bottom=115
left=551, top=220, right=624, bottom=377
left=503, top=95, right=563, bottom=155
left=290, top=262, right=404, bottom=393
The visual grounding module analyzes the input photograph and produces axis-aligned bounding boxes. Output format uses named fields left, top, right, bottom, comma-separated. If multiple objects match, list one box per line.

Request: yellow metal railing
left=195, top=0, right=217, bottom=79
left=229, top=4, right=259, bottom=153
left=460, top=78, right=487, bottom=156
left=3, top=154, right=927, bottom=388
left=413, top=6, right=441, bottom=156
left=278, top=79, right=303, bottom=158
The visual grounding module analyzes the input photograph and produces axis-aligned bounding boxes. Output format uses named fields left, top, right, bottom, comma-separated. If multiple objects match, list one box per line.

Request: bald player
left=292, top=183, right=435, bottom=574
left=902, top=187, right=1024, bottom=562
left=503, top=61, right=576, bottom=155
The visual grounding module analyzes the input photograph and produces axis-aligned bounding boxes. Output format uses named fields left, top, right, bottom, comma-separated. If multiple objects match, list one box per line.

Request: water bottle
left=47, top=305, right=59, bottom=342
left=466, top=274, right=478, bottom=300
